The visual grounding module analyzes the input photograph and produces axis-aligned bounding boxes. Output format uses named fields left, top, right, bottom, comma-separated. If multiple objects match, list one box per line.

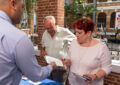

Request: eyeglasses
left=45, top=26, right=53, bottom=30
left=74, top=31, right=81, bottom=35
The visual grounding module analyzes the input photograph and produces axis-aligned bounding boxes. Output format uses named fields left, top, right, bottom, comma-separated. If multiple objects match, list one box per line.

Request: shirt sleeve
left=14, top=35, right=52, bottom=82
left=68, top=43, right=72, bottom=59
left=62, top=29, right=76, bottom=59
left=41, top=31, right=46, bottom=48
left=100, top=43, right=112, bottom=75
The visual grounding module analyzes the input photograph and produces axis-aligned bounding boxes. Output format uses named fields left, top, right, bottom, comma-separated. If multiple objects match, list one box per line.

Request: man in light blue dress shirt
left=0, top=0, right=57, bottom=85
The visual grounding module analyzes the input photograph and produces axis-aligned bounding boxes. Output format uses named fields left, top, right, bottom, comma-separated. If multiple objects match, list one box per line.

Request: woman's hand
left=84, top=69, right=106, bottom=83
left=83, top=74, right=97, bottom=83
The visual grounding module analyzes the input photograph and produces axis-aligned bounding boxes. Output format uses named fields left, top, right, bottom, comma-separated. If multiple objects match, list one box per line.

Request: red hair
left=73, top=17, right=94, bottom=33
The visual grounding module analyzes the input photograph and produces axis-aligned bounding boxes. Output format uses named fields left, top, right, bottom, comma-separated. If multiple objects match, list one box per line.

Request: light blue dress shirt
left=0, top=10, right=52, bottom=85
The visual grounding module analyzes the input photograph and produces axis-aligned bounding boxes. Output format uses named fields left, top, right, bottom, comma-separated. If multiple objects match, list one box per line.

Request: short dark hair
left=73, top=17, right=94, bottom=33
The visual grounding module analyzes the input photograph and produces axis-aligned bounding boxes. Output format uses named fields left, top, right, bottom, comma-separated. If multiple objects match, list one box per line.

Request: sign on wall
left=115, top=12, right=120, bottom=29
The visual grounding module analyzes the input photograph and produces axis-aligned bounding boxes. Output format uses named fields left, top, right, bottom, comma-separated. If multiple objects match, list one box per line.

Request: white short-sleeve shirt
left=41, top=26, right=76, bottom=59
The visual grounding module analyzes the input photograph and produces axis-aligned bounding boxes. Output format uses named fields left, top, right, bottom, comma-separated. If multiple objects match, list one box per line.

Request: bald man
left=0, top=0, right=57, bottom=85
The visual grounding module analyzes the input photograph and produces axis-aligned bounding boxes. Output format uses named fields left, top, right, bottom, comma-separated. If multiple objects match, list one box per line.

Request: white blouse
left=68, top=39, right=111, bottom=85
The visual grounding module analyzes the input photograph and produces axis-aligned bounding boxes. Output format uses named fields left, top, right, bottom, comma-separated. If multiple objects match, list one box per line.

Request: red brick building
left=95, top=0, right=120, bottom=32
left=67, top=0, right=120, bottom=32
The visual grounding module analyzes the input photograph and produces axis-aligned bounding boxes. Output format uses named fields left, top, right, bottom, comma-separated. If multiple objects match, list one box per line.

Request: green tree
left=65, top=0, right=97, bottom=24
left=22, top=0, right=37, bottom=28
left=24, top=0, right=37, bottom=15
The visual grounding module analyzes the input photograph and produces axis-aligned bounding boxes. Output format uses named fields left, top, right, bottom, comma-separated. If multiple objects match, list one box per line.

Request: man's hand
left=61, top=58, right=71, bottom=67
left=49, top=62, right=57, bottom=70
left=41, top=50, right=47, bottom=56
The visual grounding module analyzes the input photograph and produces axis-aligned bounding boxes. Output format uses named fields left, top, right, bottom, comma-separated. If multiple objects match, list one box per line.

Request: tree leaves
left=65, top=0, right=97, bottom=22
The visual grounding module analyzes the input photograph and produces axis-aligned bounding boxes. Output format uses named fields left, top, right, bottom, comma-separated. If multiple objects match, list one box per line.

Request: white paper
left=28, top=80, right=41, bottom=85
left=44, top=56, right=63, bottom=66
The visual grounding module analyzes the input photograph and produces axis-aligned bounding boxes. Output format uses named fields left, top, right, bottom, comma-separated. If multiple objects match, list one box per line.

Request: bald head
left=0, top=0, right=21, bottom=7
left=0, top=0, right=24, bottom=25
left=0, top=0, right=9, bottom=6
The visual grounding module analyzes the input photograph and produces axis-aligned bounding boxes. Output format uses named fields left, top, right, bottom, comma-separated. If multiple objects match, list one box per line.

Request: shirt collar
left=0, top=10, right=12, bottom=24
left=56, top=25, right=60, bottom=33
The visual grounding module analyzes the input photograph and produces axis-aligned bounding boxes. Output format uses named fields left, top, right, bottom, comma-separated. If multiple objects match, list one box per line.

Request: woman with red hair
left=67, top=17, right=111, bottom=85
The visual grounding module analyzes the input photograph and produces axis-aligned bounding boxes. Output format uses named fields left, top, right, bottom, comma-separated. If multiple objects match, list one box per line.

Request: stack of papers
left=44, top=56, right=63, bottom=67
left=28, top=81, right=41, bottom=85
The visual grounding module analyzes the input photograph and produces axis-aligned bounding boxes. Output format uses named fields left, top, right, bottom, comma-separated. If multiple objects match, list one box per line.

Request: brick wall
left=97, top=2, right=120, bottom=7
left=37, top=0, right=64, bottom=50
left=104, top=72, right=120, bottom=85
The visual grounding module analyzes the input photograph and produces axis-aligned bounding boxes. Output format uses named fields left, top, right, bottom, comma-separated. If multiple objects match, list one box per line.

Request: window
left=97, top=13, right=106, bottom=28
left=112, top=0, right=120, bottom=1
left=110, top=12, right=115, bottom=28
left=97, top=0, right=107, bottom=2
